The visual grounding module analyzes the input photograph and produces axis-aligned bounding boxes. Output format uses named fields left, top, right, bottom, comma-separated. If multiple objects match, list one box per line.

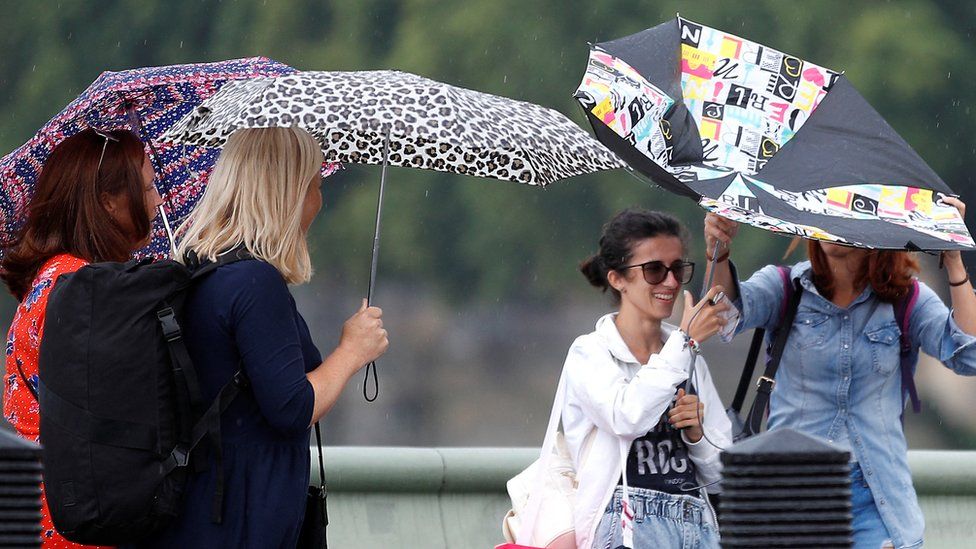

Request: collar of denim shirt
left=792, top=260, right=876, bottom=313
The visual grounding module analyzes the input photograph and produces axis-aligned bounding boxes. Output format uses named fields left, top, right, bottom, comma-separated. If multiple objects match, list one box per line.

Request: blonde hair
left=176, top=127, right=324, bottom=284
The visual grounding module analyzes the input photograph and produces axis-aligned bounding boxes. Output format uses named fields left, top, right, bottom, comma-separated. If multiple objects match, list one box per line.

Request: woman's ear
left=607, top=269, right=624, bottom=292
left=100, top=191, right=121, bottom=216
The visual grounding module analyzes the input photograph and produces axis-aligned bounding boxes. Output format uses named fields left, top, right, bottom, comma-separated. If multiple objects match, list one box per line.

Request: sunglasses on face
left=618, top=260, right=696, bottom=285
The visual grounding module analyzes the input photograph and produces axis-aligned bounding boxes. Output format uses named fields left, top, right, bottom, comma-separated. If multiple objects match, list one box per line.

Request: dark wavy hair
left=579, top=208, right=689, bottom=304
left=1, top=128, right=151, bottom=301
left=807, top=241, right=918, bottom=303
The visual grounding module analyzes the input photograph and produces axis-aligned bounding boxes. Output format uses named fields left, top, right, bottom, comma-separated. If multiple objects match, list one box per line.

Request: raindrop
left=425, top=190, right=429, bottom=198
left=503, top=75, right=507, bottom=83
left=180, top=41, right=184, bottom=49
left=947, top=71, right=951, bottom=79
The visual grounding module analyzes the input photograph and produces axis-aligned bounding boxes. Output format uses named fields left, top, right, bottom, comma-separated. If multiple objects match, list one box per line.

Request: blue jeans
left=592, top=486, right=718, bottom=549
left=851, top=463, right=894, bottom=548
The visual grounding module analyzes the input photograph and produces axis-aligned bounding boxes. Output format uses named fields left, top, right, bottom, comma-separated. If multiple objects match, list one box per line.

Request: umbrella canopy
left=575, top=16, right=974, bottom=251
left=0, top=57, right=300, bottom=256
left=162, top=69, right=623, bottom=401
left=162, top=70, right=623, bottom=185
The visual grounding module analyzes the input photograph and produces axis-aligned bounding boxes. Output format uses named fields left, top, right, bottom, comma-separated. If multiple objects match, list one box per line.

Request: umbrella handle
left=363, top=361, right=379, bottom=402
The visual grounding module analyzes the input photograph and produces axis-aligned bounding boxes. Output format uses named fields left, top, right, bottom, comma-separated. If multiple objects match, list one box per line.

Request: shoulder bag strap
left=516, top=369, right=568, bottom=544
left=15, top=359, right=39, bottom=401
left=729, top=265, right=791, bottom=415
left=729, top=329, right=764, bottom=414
left=313, top=422, right=329, bottom=531
left=896, top=279, right=922, bottom=414
left=744, top=275, right=803, bottom=436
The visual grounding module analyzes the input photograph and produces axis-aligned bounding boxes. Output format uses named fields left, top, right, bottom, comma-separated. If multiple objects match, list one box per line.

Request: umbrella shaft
left=159, top=205, right=175, bottom=256
left=702, top=240, right=721, bottom=296
left=366, top=130, right=391, bottom=306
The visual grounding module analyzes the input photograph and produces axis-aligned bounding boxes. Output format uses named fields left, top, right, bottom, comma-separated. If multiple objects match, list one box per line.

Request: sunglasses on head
left=92, top=128, right=120, bottom=180
left=618, top=259, right=695, bottom=285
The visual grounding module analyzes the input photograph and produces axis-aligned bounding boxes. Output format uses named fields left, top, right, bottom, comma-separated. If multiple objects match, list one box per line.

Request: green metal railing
left=312, top=448, right=976, bottom=548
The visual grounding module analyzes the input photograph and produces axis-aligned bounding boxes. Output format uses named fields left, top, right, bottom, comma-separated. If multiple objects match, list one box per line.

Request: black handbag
left=297, top=422, right=329, bottom=549
left=726, top=275, right=802, bottom=441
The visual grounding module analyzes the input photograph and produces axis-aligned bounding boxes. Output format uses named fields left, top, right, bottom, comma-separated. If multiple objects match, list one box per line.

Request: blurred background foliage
left=1, top=0, right=975, bottom=447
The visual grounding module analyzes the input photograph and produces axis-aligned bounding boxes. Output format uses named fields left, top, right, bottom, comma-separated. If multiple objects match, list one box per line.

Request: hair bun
left=579, top=254, right=608, bottom=290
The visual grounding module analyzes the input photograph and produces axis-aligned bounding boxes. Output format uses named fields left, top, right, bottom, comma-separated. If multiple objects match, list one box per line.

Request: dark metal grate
left=719, top=428, right=852, bottom=549
left=0, top=430, right=42, bottom=548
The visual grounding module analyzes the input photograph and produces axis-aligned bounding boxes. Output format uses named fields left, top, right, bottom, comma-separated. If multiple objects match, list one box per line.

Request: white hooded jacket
left=561, top=313, right=732, bottom=548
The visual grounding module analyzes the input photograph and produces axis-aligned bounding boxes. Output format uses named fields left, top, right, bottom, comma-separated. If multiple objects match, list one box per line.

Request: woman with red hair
left=1, top=128, right=162, bottom=547
left=704, top=201, right=976, bottom=549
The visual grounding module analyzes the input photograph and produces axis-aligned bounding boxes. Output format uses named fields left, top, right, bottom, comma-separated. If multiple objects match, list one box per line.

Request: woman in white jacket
left=566, top=208, right=733, bottom=549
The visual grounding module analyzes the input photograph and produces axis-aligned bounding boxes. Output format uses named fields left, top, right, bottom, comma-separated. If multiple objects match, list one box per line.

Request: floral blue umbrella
left=0, top=57, right=302, bottom=257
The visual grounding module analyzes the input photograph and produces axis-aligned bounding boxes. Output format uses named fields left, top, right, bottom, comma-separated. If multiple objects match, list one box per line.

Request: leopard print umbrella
left=162, top=70, right=623, bottom=185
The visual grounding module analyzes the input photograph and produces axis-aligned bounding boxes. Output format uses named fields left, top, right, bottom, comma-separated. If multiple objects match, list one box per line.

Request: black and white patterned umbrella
left=162, top=70, right=622, bottom=185
left=162, top=70, right=623, bottom=401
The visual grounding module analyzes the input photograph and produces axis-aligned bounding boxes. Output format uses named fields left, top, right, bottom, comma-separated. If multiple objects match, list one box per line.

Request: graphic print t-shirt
left=619, top=383, right=698, bottom=495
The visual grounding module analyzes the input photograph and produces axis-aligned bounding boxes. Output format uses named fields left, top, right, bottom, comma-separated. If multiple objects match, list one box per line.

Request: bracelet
left=705, top=250, right=730, bottom=263
left=682, top=331, right=701, bottom=354
left=949, top=274, right=970, bottom=287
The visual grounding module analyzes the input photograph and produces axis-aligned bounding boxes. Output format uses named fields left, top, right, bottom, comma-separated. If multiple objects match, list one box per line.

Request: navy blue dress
left=148, top=259, right=320, bottom=548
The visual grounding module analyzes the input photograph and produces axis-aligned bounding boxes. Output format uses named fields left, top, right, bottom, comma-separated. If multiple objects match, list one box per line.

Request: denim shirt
left=734, top=261, right=976, bottom=549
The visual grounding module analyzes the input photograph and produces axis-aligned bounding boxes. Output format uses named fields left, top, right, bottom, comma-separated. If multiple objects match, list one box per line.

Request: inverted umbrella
left=0, top=57, right=299, bottom=256
left=162, top=69, right=624, bottom=398
left=575, top=16, right=974, bottom=251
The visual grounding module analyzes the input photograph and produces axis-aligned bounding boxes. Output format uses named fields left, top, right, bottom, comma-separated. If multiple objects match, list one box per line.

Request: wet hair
left=579, top=208, right=689, bottom=303
left=807, top=241, right=918, bottom=303
left=1, top=128, right=150, bottom=301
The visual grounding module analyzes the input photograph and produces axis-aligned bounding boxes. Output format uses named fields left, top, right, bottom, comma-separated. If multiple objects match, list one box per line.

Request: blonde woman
left=148, top=127, right=388, bottom=547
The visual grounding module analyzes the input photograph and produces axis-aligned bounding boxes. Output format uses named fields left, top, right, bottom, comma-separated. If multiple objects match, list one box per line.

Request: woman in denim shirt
left=704, top=200, right=976, bottom=549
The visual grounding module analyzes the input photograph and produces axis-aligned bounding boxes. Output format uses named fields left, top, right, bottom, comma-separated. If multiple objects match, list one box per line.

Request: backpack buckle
left=232, top=370, right=250, bottom=389
left=164, top=445, right=189, bottom=471
left=157, top=307, right=182, bottom=342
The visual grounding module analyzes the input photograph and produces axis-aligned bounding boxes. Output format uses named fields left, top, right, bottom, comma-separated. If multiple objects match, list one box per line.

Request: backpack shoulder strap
left=161, top=245, right=254, bottom=524
left=894, top=278, right=921, bottom=414
left=187, top=247, right=254, bottom=280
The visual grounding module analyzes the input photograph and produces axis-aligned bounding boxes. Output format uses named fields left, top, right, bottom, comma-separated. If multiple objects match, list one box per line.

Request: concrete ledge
left=312, top=447, right=537, bottom=492
left=312, top=447, right=976, bottom=548
left=315, top=447, right=976, bottom=495
left=909, top=450, right=976, bottom=495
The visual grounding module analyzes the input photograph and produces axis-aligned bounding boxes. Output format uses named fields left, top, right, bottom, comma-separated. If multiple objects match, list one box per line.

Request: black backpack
left=36, top=250, right=250, bottom=544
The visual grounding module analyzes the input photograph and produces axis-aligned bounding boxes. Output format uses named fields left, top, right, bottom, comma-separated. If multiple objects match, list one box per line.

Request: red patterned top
left=4, top=253, right=112, bottom=548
